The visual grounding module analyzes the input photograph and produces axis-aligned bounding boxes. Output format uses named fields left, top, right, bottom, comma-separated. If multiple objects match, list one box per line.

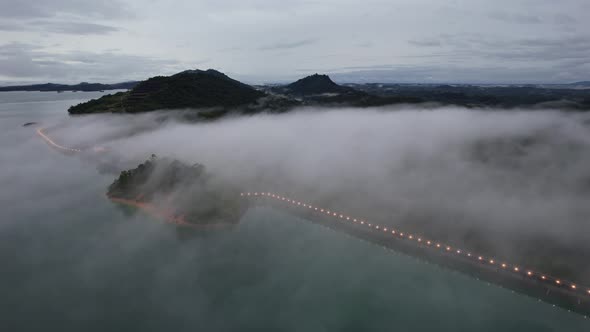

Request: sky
left=0, top=0, right=589, bottom=84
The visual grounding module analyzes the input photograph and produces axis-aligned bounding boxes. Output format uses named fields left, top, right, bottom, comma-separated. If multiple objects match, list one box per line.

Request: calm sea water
left=0, top=91, right=588, bottom=331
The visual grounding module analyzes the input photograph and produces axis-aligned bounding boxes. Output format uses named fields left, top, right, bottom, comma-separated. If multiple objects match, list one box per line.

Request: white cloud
left=0, top=0, right=589, bottom=83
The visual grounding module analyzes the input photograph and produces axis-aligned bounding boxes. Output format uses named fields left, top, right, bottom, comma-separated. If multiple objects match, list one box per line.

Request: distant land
left=6, top=68, right=584, bottom=116
left=68, top=69, right=266, bottom=117
left=0, top=81, right=139, bottom=92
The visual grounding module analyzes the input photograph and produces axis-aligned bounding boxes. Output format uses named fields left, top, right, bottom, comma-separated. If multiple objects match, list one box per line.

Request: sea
left=0, top=91, right=588, bottom=331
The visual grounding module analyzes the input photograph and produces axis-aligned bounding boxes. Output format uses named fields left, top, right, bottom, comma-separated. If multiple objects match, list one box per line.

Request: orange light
left=427, top=241, right=431, bottom=245
left=418, top=238, right=422, bottom=242
left=556, top=280, right=561, bottom=285
left=392, top=230, right=396, bottom=234
left=409, top=235, right=413, bottom=239
left=436, top=244, right=440, bottom=248
left=360, top=221, right=364, bottom=224
left=478, top=256, right=482, bottom=260
left=446, top=246, right=451, bottom=251
left=527, top=271, right=532, bottom=276
left=514, top=267, right=519, bottom=272
left=467, top=253, right=471, bottom=257
left=333, top=212, right=337, bottom=216
left=320, top=209, right=324, bottom=212
left=502, top=264, right=506, bottom=268
left=571, top=285, right=577, bottom=289
left=384, top=228, right=388, bottom=231
left=457, top=250, right=461, bottom=254
left=542, top=276, right=546, bottom=280
left=489, top=260, right=494, bottom=264
left=400, top=233, right=404, bottom=237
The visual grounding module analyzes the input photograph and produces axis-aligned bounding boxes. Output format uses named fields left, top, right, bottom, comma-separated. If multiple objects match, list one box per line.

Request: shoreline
left=107, top=195, right=238, bottom=230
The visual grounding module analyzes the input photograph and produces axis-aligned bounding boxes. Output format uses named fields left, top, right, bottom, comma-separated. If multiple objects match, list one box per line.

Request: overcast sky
left=0, top=0, right=589, bottom=84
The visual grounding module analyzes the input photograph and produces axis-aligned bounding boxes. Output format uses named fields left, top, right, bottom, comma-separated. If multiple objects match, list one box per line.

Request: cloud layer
left=35, top=105, right=590, bottom=282
left=0, top=0, right=589, bottom=83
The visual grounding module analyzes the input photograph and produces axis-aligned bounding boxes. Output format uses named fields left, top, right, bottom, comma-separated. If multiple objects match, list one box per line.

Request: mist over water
left=53, top=105, right=590, bottom=278
left=2, top=92, right=590, bottom=331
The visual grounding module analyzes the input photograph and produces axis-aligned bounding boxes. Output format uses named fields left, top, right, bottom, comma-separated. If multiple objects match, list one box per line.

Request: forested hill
left=68, top=69, right=266, bottom=114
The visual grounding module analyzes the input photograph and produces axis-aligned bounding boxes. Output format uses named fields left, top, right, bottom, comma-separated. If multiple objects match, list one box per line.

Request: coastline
left=107, top=195, right=238, bottom=230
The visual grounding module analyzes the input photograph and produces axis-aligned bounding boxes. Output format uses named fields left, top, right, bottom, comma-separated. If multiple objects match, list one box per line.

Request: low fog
left=41, top=106, right=590, bottom=280
left=4, top=98, right=590, bottom=329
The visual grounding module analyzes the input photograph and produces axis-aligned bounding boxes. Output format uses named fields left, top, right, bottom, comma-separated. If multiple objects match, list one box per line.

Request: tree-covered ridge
left=108, top=156, right=247, bottom=226
left=68, top=69, right=265, bottom=114
left=285, top=73, right=353, bottom=95
left=66, top=69, right=590, bottom=115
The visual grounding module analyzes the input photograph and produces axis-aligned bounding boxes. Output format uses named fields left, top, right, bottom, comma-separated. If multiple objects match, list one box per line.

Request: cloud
left=397, top=33, right=590, bottom=82
left=407, top=39, right=442, bottom=47
left=488, top=11, right=542, bottom=24
left=34, top=106, right=590, bottom=285
left=0, top=0, right=129, bottom=36
left=488, top=10, right=578, bottom=26
left=32, top=21, right=120, bottom=35
left=0, top=21, right=120, bottom=35
left=258, top=39, right=316, bottom=51
left=327, top=65, right=586, bottom=84
left=0, top=42, right=183, bottom=83
left=0, top=0, right=133, bottom=19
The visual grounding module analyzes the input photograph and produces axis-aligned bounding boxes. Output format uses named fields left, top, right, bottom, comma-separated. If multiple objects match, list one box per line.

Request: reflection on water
left=1, top=92, right=589, bottom=331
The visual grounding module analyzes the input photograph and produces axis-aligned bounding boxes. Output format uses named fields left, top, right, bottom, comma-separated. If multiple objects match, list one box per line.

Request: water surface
left=1, top=92, right=588, bottom=331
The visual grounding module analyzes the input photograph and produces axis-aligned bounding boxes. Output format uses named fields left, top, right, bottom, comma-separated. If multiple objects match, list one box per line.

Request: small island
left=107, top=156, right=248, bottom=229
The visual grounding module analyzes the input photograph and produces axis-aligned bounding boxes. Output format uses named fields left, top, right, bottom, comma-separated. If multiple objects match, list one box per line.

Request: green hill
left=108, top=156, right=247, bottom=226
left=68, top=69, right=265, bottom=114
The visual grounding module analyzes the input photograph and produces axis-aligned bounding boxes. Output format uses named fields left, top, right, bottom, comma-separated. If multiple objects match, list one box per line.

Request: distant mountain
left=568, top=81, right=590, bottom=87
left=68, top=69, right=266, bottom=114
left=285, top=74, right=353, bottom=95
left=269, top=74, right=421, bottom=107
left=0, top=81, right=139, bottom=92
left=63, top=70, right=590, bottom=116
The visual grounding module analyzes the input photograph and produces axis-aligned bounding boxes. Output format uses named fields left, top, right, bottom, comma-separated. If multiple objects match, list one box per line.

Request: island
left=107, top=155, right=249, bottom=230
